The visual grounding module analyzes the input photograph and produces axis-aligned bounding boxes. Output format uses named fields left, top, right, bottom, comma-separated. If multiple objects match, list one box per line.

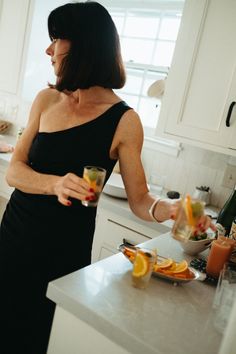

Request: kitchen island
left=46, top=232, right=222, bottom=354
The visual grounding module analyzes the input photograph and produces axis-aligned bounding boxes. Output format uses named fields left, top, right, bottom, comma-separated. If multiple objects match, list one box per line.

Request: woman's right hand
left=54, top=172, right=95, bottom=206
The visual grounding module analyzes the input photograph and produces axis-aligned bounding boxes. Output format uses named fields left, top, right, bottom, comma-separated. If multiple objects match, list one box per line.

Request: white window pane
left=115, top=93, right=139, bottom=110
left=138, top=98, right=161, bottom=128
left=122, top=38, right=154, bottom=64
left=159, top=17, right=181, bottom=41
left=124, top=16, right=159, bottom=38
left=111, top=14, right=124, bottom=35
left=122, top=69, right=143, bottom=95
left=153, top=41, right=175, bottom=67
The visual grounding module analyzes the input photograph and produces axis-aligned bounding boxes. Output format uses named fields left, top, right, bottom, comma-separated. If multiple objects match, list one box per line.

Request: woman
left=0, top=2, right=215, bottom=353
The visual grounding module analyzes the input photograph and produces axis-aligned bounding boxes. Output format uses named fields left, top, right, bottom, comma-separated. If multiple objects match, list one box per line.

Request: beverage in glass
left=172, top=195, right=205, bottom=242
left=132, top=248, right=157, bottom=289
left=206, top=239, right=232, bottom=278
left=82, top=166, right=106, bottom=207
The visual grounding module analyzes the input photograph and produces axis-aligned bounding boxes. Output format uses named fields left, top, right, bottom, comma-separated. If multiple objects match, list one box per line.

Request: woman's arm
left=6, top=89, right=91, bottom=205
left=117, top=110, right=215, bottom=231
left=6, top=89, right=59, bottom=194
left=116, top=109, right=172, bottom=222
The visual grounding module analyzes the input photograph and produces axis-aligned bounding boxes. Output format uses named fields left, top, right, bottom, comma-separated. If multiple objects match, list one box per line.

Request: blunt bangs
left=48, top=3, right=80, bottom=40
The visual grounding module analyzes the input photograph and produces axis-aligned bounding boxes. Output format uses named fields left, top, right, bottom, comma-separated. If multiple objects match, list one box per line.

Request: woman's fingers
left=169, top=200, right=181, bottom=220
left=196, top=215, right=217, bottom=233
left=55, top=173, right=95, bottom=205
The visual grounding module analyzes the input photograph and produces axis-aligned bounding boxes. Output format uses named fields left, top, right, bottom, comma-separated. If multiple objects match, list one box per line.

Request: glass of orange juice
left=132, top=248, right=157, bottom=289
left=82, top=166, right=106, bottom=207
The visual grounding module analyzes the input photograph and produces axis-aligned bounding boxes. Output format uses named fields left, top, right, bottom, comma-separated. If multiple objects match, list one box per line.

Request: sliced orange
left=83, top=174, right=97, bottom=191
left=124, top=249, right=135, bottom=262
left=153, top=263, right=160, bottom=272
left=185, top=194, right=195, bottom=227
left=158, top=258, right=174, bottom=269
left=83, top=174, right=90, bottom=184
left=172, top=260, right=188, bottom=274
left=162, top=262, right=177, bottom=274
left=132, top=252, right=148, bottom=277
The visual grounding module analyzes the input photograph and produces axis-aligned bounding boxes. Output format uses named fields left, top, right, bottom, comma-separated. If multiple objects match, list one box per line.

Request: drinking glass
left=213, top=264, right=236, bottom=333
left=206, top=239, right=233, bottom=278
left=172, top=196, right=205, bottom=242
left=132, top=248, right=157, bottom=289
left=82, top=166, right=106, bottom=207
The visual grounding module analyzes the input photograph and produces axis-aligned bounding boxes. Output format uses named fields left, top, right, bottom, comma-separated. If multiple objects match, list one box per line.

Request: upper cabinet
left=0, top=0, right=31, bottom=94
left=156, top=0, right=236, bottom=156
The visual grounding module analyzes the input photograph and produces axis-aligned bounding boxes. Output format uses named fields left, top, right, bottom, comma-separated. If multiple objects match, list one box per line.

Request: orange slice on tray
left=172, top=260, right=188, bottom=274
left=158, top=258, right=174, bottom=269
left=132, top=252, right=148, bottom=277
left=161, top=262, right=177, bottom=274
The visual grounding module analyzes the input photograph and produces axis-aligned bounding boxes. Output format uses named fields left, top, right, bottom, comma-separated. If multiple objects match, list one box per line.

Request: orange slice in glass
left=132, top=252, right=148, bottom=277
left=185, top=194, right=195, bottom=227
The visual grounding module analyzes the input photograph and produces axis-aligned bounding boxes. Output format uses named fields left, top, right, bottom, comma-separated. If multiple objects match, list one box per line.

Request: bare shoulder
left=118, top=108, right=144, bottom=143
left=26, top=88, right=60, bottom=126
left=34, top=87, right=60, bottom=108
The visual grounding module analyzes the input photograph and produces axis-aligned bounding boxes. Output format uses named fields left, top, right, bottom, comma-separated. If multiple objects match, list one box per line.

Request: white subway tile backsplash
left=142, top=142, right=233, bottom=208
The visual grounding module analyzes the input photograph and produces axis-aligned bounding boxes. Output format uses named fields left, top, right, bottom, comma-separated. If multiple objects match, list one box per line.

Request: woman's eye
left=52, top=38, right=58, bottom=43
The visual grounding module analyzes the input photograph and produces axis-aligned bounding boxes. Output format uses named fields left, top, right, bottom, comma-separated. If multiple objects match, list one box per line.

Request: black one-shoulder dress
left=0, top=101, right=132, bottom=354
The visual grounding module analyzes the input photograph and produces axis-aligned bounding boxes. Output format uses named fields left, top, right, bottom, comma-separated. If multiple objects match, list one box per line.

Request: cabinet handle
left=123, top=238, right=136, bottom=247
left=226, top=101, right=236, bottom=127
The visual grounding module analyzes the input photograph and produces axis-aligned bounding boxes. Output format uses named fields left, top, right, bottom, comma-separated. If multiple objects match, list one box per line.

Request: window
left=102, top=1, right=184, bottom=140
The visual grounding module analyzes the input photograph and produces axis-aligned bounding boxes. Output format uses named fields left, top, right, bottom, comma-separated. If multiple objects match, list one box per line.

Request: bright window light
left=107, top=2, right=184, bottom=137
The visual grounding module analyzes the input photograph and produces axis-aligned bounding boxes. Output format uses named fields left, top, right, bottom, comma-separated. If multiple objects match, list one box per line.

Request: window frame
left=101, top=0, right=184, bottom=155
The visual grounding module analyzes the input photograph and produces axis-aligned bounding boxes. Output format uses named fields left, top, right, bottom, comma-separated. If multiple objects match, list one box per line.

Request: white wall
left=142, top=142, right=236, bottom=208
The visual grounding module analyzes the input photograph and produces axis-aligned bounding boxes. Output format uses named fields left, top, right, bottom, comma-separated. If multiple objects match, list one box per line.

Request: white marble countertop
left=47, top=232, right=222, bottom=354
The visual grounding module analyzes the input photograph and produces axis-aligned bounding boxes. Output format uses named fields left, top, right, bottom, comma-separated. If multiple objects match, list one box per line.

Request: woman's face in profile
left=45, top=38, right=71, bottom=76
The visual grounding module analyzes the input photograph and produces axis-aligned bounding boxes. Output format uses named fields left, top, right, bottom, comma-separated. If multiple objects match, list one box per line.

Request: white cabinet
left=0, top=0, right=31, bottom=94
left=47, top=306, right=130, bottom=354
left=92, top=205, right=170, bottom=263
left=157, top=0, right=236, bottom=156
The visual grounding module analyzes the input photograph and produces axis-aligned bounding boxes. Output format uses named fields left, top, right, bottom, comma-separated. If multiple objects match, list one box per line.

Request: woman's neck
left=68, top=86, right=115, bottom=105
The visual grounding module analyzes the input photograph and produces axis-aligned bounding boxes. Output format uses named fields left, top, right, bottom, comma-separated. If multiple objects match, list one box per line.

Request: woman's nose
left=45, top=43, right=53, bottom=56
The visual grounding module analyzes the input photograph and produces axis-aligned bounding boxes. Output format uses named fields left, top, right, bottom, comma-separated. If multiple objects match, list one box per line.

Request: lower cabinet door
left=99, top=246, right=116, bottom=260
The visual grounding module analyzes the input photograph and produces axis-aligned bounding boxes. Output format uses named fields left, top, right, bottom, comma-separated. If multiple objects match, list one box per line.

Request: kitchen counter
left=46, top=232, right=222, bottom=354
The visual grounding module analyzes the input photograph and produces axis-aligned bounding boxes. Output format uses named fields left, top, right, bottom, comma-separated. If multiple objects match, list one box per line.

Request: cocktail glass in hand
left=82, top=166, right=106, bottom=207
left=132, top=248, right=157, bottom=289
left=172, top=194, right=205, bottom=242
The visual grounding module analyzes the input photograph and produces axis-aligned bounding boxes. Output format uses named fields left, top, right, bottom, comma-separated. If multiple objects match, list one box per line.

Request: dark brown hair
left=48, top=1, right=126, bottom=91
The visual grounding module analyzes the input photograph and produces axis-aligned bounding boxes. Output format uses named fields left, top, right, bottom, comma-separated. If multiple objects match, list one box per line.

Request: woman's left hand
left=169, top=199, right=217, bottom=233
left=194, top=214, right=217, bottom=233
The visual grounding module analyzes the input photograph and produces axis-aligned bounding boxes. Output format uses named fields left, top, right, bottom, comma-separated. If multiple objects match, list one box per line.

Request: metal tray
left=118, top=243, right=205, bottom=284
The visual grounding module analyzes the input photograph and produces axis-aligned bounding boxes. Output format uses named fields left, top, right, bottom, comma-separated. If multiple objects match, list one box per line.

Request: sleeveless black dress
left=0, top=101, right=132, bottom=354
